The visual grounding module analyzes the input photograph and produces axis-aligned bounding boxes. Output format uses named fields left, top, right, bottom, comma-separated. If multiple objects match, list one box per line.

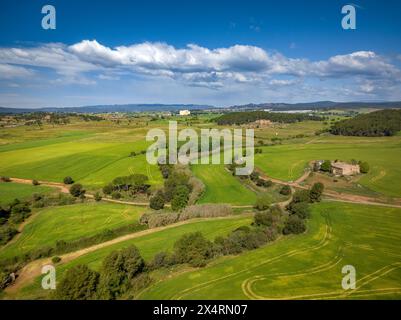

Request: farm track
left=4, top=213, right=253, bottom=294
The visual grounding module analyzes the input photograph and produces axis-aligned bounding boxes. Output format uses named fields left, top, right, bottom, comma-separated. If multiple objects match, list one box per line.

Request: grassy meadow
left=0, top=182, right=53, bottom=206
left=0, top=202, right=146, bottom=260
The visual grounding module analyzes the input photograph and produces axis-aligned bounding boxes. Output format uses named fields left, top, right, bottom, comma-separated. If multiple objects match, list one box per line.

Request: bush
left=0, top=225, right=18, bottom=245
left=52, top=256, right=61, bottom=264
left=0, top=176, right=11, bottom=182
left=148, top=251, right=172, bottom=270
left=98, top=246, right=144, bottom=299
left=283, top=215, right=306, bottom=235
left=0, top=270, right=12, bottom=290
left=254, top=211, right=274, bottom=227
left=129, top=273, right=152, bottom=297
left=188, top=176, right=205, bottom=205
left=256, top=179, right=273, bottom=188
left=280, top=185, right=292, bottom=196
left=171, top=185, right=190, bottom=211
left=102, top=183, right=113, bottom=195
left=287, top=202, right=310, bottom=219
left=69, top=184, right=85, bottom=197
left=292, top=190, right=310, bottom=203
left=359, top=161, right=370, bottom=174
left=54, top=265, right=99, bottom=300
left=179, top=204, right=232, bottom=221
left=111, top=191, right=121, bottom=200
left=309, top=182, right=324, bottom=203
left=140, top=212, right=179, bottom=228
left=149, top=191, right=165, bottom=210
left=63, top=176, right=74, bottom=185
left=254, top=195, right=271, bottom=211
left=32, top=179, right=40, bottom=186
left=173, top=232, right=214, bottom=267
left=94, top=192, right=102, bottom=202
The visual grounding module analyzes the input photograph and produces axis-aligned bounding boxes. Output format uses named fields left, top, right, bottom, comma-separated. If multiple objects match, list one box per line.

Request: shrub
left=94, top=192, right=102, bottom=202
left=32, top=179, right=40, bottom=186
left=179, top=204, right=232, bottom=221
left=0, top=225, right=18, bottom=245
left=54, top=265, right=99, bottom=300
left=0, top=176, right=11, bottom=182
left=188, top=177, right=205, bottom=205
left=140, top=212, right=179, bottom=228
left=254, top=195, right=271, bottom=211
left=111, top=191, right=121, bottom=200
left=149, top=191, right=165, bottom=210
left=173, top=232, right=214, bottom=267
left=283, top=215, right=306, bottom=235
left=52, top=256, right=61, bottom=264
left=63, top=176, right=74, bottom=185
left=129, top=273, right=152, bottom=297
left=256, top=179, right=273, bottom=188
left=254, top=211, right=274, bottom=227
left=148, top=251, right=172, bottom=270
left=292, top=189, right=311, bottom=203
left=171, top=185, right=190, bottom=211
left=359, top=161, right=370, bottom=174
left=0, top=270, right=11, bottom=290
left=102, top=183, right=113, bottom=195
left=69, top=184, right=85, bottom=197
left=280, top=185, right=292, bottom=196
left=287, top=201, right=310, bottom=219
left=98, top=246, right=144, bottom=299
left=250, top=171, right=260, bottom=181
left=309, top=182, right=324, bottom=203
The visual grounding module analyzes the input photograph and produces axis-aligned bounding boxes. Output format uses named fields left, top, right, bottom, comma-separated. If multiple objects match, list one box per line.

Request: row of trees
left=102, top=174, right=150, bottom=199
left=216, top=111, right=321, bottom=126
left=330, top=109, right=401, bottom=136
left=0, top=199, right=31, bottom=245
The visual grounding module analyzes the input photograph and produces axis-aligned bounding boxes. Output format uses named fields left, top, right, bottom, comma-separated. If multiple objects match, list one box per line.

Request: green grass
left=255, top=135, right=401, bottom=197
left=12, top=214, right=252, bottom=299
left=0, top=182, right=53, bottom=206
left=139, top=202, right=401, bottom=300
left=191, top=164, right=257, bottom=205
left=0, top=202, right=146, bottom=260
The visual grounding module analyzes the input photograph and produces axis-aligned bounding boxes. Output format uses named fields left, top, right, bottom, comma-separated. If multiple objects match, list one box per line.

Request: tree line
left=215, top=111, right=322, bottom=125
left=330, top=109, right=401, bottom=137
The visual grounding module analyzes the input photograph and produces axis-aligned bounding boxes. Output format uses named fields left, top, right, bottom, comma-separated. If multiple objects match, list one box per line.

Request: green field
left=0, top=202, right=146, bottom=260
left=0, top=182, right=53, bottom=206
left=255, top=136, right=401, bottom=197
left=0, top=128, right=163, bottom=190
left=191, top=164, right=257, bottom=205
left=139, top=202, right=401, bottom=299
left=14, top=214, right=252, bottom=299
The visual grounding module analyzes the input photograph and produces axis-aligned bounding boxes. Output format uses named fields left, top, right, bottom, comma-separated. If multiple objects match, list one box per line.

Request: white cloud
left=0, top=63, right=34, bottom=79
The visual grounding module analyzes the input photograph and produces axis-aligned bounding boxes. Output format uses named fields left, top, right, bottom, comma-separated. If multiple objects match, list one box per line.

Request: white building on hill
left=179, top=110, right=191, bottom=116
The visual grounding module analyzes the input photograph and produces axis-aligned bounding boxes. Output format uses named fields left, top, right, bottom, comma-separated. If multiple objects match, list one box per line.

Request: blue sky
left=1, top=0, right=401, bottom=108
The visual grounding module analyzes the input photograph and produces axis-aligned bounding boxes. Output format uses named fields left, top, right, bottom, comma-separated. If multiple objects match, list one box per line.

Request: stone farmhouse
left=331, top=161, right=360, bottom=176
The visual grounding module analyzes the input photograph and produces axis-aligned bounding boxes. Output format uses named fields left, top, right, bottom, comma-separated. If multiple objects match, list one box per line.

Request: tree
left=63, top=176, right=74, bottom=184
left=173, top=232, right=214, bottom=267
left=54, top=265, right=99, bottom=300
left=69, top=184, right=85, bottom=197
left=111, top=191, right=121, bottom=199
left=359, top=161, right=370, bottom=174
left=254, top=211, right=274, bottom=227
left=32, top=179, right=40, bottom=186
left=279, top=185, right=292, bottom=196
left=292, top=190, right=310, bottom=203
left=254, top=195, right=271, bottom=211
left=320, top=160, right=332, bottom=172
left=98, top=246, right=144, bottom=299
left=171, top=185, right=190, bottom=211
left=149, top=191, right=165, bottom=210
left=283, top=215, right=306, bottom=235
left=310, top=182, right=324, bottom=203
left=287, top=201, right=310, bottom=219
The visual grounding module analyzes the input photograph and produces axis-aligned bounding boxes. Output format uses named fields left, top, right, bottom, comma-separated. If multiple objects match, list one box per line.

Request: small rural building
left=331, top=162, right=360, bottom=176
left=179, top=110, right=191, bottom=116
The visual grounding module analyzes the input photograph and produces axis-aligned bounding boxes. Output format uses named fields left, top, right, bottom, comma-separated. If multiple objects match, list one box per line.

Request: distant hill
left=229, top=101, right=401, bottom=111
left=0, top=104, right=215, bottom=114
left=1, top=101, right=401, bottom=114
left=330, top=109, right=401, bottom=136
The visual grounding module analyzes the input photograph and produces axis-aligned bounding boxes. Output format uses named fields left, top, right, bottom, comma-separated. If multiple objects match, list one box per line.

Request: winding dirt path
left=5, top=213, right=253, bottom=295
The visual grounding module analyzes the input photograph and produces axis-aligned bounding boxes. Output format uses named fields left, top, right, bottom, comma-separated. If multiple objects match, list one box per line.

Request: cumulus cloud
left=0, top=40, right=400, bottom=94
left=0, top=63, right=34, bottom=79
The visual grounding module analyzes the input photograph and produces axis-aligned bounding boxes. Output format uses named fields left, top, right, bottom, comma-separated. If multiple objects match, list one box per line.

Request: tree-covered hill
left=330, top=109, right=401, bottom=137
left=215, top=111, right=321, bottom=125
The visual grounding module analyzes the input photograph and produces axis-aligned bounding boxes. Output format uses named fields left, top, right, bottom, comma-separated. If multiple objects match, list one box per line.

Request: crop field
left=0, top=182, right=53, bottom=206
left=13, top=214, right=252, bottom=299
left=140, top=202, right=401, bottom=300
left=0, top=202, right=146, bottom=260
left=0, top=127, right=163, bottom=190
left=191, top=164, right=257, bottom=205
left=255, top=136, right=401, bottom=197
